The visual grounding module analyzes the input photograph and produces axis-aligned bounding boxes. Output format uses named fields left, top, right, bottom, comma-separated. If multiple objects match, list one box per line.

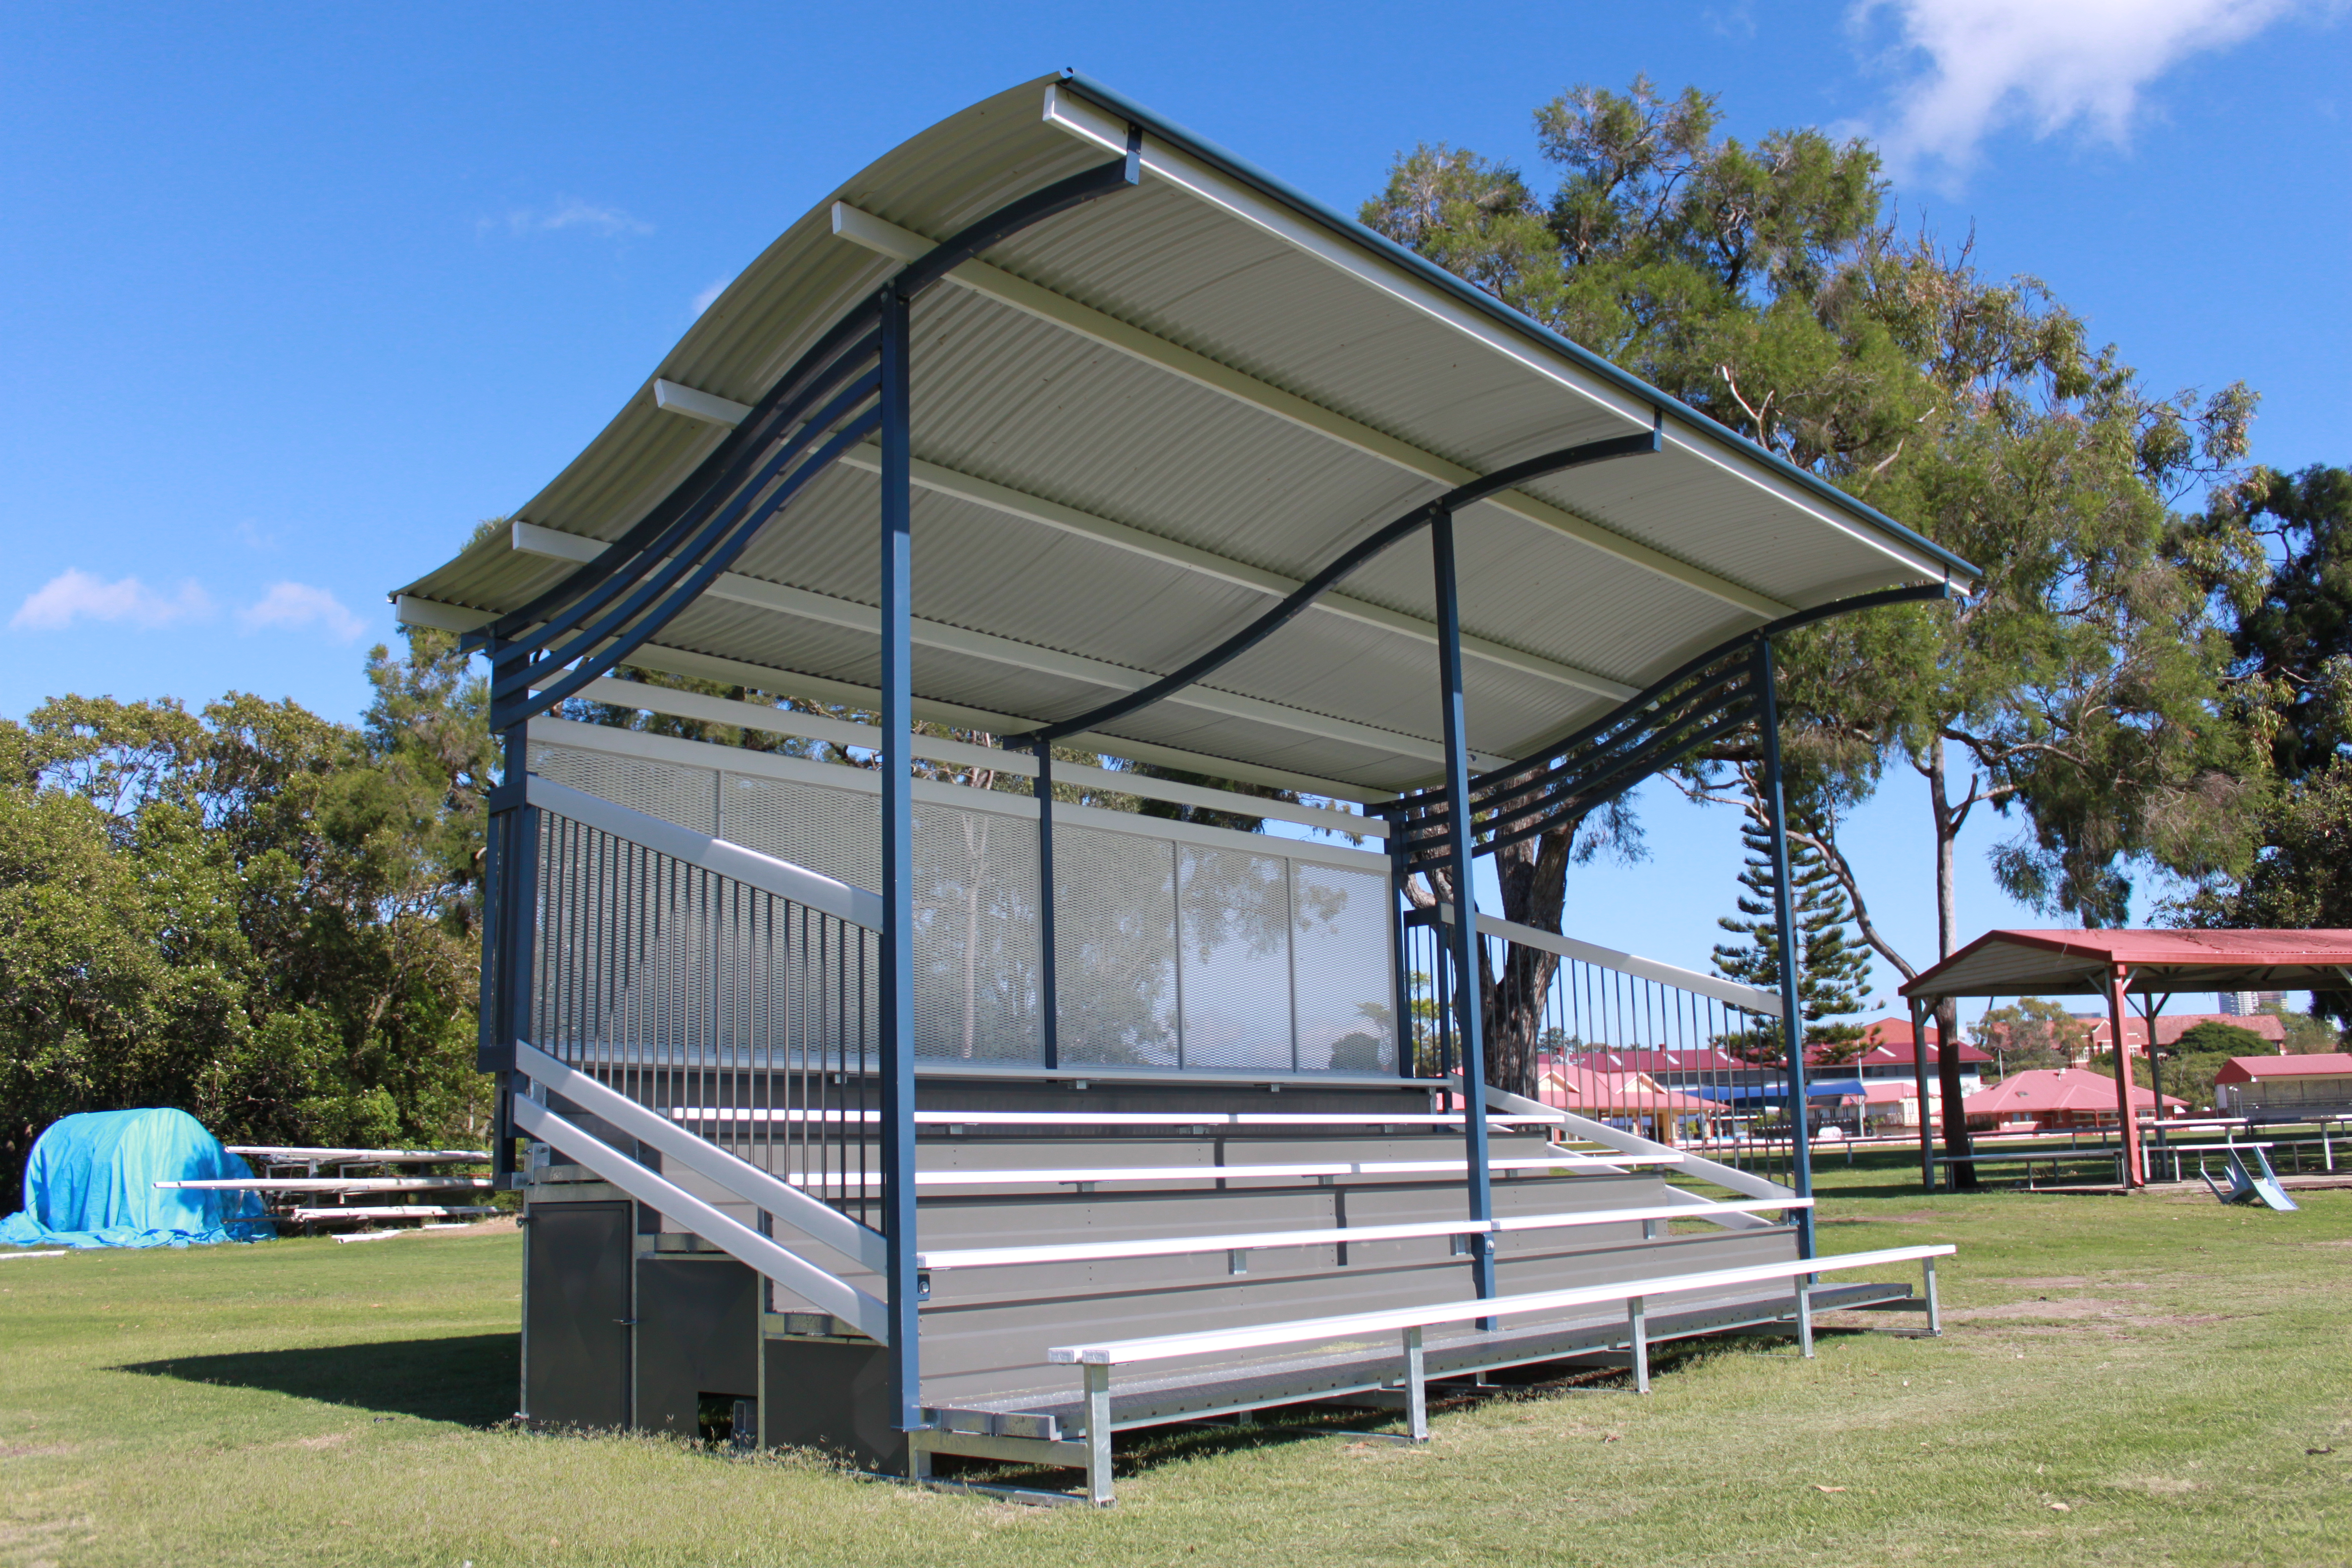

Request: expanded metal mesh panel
left=1290, top=860, right=1396, bottom=1073
left=1177, top=844, right=1295, bottom=1072
left=1054, top=826, right=1179, bottom=1069
left=532, top=742, right=717, bottom=835
left=531, top=735, right=1396, bottom=1077
left=720, top=773, right=880, bottom=889
left=911, top=801, right=1042, bottom=1064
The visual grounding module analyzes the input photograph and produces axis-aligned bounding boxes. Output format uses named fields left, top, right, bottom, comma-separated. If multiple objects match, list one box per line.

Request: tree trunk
left=1481, top=825, right=1576, bottom=1099
left=1925, top=739, right=1976, bottom=1189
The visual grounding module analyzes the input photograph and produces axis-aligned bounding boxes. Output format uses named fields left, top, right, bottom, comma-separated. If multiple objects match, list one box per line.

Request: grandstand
left=390, top=73, right=1974, bottom=1503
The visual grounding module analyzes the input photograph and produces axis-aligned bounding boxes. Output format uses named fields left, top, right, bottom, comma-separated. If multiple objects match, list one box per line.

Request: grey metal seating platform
left=904, top=1244, right=1951, bottom=1504
left=511, top=1038, right=1920, bottom=1484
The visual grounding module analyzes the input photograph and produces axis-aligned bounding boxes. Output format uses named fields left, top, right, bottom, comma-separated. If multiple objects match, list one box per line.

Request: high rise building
left=2219, top=990, right=2287, bottom=1016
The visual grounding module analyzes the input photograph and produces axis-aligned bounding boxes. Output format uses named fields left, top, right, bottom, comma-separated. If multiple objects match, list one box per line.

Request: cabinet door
left=525, top=1201, right=633, bottom=1429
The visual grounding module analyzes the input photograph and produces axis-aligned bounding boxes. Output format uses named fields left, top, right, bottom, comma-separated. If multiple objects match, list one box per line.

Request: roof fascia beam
left=391, top=592, right=1390, bottom=802
left=651, top=385, right=1631, bottom=698
left=1038, top=86, right=1962, bottom=596
left=827, top=210, right=1793, bottom=621
left=504, top=521, right=1493, bottom=769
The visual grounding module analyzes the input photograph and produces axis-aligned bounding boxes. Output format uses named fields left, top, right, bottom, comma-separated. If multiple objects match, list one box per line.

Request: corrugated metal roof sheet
left=391, top=74, right=1976, bottom=799
left=1904, top=929, right=2352, bottom=999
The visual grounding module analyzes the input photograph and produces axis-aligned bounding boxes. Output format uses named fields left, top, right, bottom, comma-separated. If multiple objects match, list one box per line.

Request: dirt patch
left=291, top=1432, right=350, bottom=1450
left=2307, top=1238, right=2352, bottom=1249
left=1954, top=1296, right=2137, bottom=1320
left=1949, top=1297, right=2236, bottom=1331
left=0, top=1442, right=77, bottom=1459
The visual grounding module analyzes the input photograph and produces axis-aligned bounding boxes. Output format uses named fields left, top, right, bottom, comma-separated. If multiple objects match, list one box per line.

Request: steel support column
left=482, top=695, right=535, bottom=1187
left=1754, top=639, right=1815, bottom=1259
left=2139, top=990, right=2171, bottom=1154
left=1034, top=740, right=1060, bottom=1071
left=1908, top=994, right=1935, bottom=1192
left=2106, top=964, right=2145, bottom=1188
left=1429, top=510, right=1496, bottom=1303
left=876, top=280, right=924, bottom=1441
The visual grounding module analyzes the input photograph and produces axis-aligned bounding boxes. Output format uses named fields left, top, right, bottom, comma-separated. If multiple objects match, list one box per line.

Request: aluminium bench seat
left=913, top=1244, right=1951, bottom=1503
left=935, top=1276, right=1910, bottom=1438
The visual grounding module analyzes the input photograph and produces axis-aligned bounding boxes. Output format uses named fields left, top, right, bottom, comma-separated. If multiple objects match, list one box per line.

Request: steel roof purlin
left=389, top=73, right=1980, bottom=797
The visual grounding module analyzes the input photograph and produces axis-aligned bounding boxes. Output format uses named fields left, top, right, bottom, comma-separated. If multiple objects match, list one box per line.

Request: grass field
left=5, top=1153, right=2350, bottom=1568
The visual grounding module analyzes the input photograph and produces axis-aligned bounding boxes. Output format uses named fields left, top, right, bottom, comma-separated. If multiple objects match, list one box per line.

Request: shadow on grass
left=116, top=1332, right=518, bottom=1426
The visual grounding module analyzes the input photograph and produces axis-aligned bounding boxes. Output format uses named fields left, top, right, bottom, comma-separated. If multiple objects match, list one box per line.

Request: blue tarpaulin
left=1, top=1109, right=273, bottom=1248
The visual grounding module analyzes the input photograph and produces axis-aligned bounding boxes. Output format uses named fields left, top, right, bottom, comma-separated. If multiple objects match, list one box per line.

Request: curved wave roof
left=392, top=73, right=1975, bottom=801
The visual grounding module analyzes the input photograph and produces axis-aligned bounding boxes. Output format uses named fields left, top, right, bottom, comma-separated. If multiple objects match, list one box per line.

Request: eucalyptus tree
left=2170, top=465, right=2352, bottom=1021
left=1365, top=79, right=2263, bottom=1115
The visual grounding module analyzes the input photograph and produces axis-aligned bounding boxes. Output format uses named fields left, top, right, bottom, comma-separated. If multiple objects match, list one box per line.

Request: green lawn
left=4, top=1154, right=2349, bottom=1568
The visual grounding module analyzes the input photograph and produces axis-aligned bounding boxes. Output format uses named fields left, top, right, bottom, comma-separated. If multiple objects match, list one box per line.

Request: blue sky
left=4, top=1, right=2346, bottom=1003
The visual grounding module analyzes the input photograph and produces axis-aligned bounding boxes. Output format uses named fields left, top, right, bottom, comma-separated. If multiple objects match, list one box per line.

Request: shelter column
left=877, top=279, right=924, bottom=1439
left=1430, top=508, right=1496, bottom=1303
left=1754, top=638, right=1815, bottom=1259
left=1907, top=995, right=1934, bottom=1192
left=2106, top=964, right=2144, bottom=1188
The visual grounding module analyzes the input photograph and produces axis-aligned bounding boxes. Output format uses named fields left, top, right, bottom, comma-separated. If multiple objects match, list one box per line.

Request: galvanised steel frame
left=468, top=98, right=1957, bottom=1445
left=1372, top=582, right=1955, bottom=1260
left=1014, top=414, right=1665, bottom=1305
left=469, top=126, right=1146, bottom=1444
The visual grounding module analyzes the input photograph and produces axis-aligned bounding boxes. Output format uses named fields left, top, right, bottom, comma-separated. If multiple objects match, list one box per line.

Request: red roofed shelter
left=1901, top=929, right=2352, bottom=1190
left=2212, top=1053, right=2352, bottom=1120
left=1962, top=1069, right=2186, bottom=1133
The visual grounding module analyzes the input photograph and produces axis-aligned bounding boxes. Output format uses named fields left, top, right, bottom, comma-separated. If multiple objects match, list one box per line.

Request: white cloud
left=238, top=582, right=367, bottom=642
left=493, top=197, right=653, bottom=239
left=690, top=276, right=732, bottom=317
left=10, top=569, right=215, bottom=631
left=1852, top=0, right=2305, bottom=180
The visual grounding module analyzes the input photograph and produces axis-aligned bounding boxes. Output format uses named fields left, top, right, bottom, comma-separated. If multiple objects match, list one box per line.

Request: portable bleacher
left=390, top=72, right=1977, bottom=1502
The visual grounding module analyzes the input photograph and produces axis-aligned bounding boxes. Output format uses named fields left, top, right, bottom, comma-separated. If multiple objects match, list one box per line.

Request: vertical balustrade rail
left=1403, top=913, right=1793, bottom=1191
left=528, top=799, right=886, bottom=1233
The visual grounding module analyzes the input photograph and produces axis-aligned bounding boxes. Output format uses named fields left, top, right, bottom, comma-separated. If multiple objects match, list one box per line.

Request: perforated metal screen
left=530, top=735, right=1395, bottom=1074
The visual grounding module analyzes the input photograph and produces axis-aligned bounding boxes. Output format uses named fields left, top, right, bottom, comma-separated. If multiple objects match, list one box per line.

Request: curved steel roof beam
left=477, top=140, right=1146, bottom=729
left=1010, top=428, right=1661, bottom=750
left=1375, top=581, right=1960, bottom=854
left=637, top=395, right=1640, bottom=705
left=501, top=522, right=1496, bottom=769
